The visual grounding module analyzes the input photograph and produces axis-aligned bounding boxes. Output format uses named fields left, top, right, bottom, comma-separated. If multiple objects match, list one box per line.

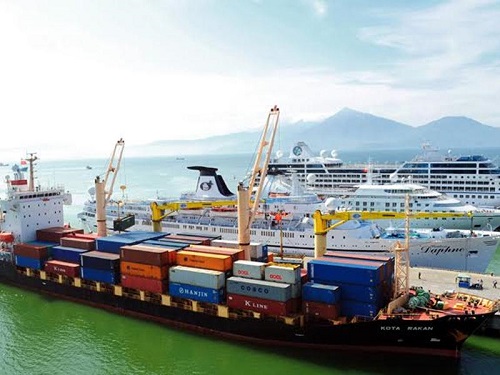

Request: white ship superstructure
left=269, top=142, right=500, bottom=208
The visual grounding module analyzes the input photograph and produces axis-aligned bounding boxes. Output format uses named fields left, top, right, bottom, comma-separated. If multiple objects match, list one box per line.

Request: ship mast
left=95, top=139, right=125, bottom=237
left=26, top=153, right=38, bottom=192
left=237, top=105, right=280, bottom=260
left=392, top=194, right=411, bottom=298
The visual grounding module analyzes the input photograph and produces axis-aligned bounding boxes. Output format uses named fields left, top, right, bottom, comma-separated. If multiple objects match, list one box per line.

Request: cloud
left=303, top=0, right=328, bottom=18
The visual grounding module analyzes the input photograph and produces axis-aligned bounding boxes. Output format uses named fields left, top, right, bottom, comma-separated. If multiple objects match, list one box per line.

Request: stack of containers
left=13, top=242, right=51, bottom=270
left=45, top=232, right=97, bottom=278
left=226, top=261, right=296, bottom=316
left=307, top=257, right=389, bottom=318
left=36, top=227, right=84, bottom=243
left=211, top=239, right=268, bottom=262
left=302, top=282, right=341, bottom=321
left=144, top=239, right=190, bottom=250
left=95, top=231, right=166, bottom=254
left=120, top=244, right=175, bottom=294
left=324, top=251, right=395, bottom=304
left=80, top=251, right=121, bottom=284
left=169, top=250, right=233, bottom=303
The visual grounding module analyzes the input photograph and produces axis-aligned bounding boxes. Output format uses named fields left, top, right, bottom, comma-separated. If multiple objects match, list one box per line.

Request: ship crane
left=312, top=203, right=469, bottom=299
left=95, top=138, right=125, bottom=237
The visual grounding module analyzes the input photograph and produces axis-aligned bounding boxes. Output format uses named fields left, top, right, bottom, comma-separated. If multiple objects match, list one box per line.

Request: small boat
left=86, top=166, right=92, bottom=170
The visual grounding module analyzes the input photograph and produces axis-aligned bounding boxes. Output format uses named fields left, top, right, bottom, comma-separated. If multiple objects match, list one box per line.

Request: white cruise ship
left=77, top=166, right=500, bottom=273
left=269, top=142, right=500, bottom=208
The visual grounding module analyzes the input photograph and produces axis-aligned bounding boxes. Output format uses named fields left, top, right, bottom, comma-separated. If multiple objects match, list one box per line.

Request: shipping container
left=335, top=282, right=383, bottom=304
left=265, top=264, right=301, bottom=284
left=121, top=274, right=168, bottom=294
left=65, top=233, right=100, bottom=241
left=81, top=267, right=119, bottom=284
left=142, top=240, right=188, bottom=250
left=175, top=232, right=221, bottom=241
left=210, top=239, right=265, bottom=259
left=164, top=234, right=212, bottom=246
left=233, top=260, right=267, bottom=280
left=188, top=245, right=245, bottom=262
left=80, top=251, right=120, bottom=271
left=51, top=246, right=88, bottom=264
left=226, top=277, right=292, bottom=302
left=120, top=261, right=169, bottom=280
left=14, top=255, right=46, bottom=270
left=60, top=237, right=96, bottom=251
left=13, top=243, right=50, bottom=259
left=323, top=252, right=394, bottom=281
left=341, top=300, right=379, bottom=318
left=303, top=300, right=340, bottom=320
left=176, top=250, right=232, bottom=272
left=160, top=237, right=204, bottom=246
left=227, top=293, right=295, bottom=316
left=96, top=231, right=165, bottom=254
left=169, top=266, right=225, bottom=290
left=302, top=282, right=341, bottom=305
left=168, top=282, right=225, bottom=304
left=308, top=258, right=384, bottom=286
left=44, top=260, right=80, bottom=278
left=120, top=244, right=177, bottom=266
left=36, top=227, right=84, bottom=243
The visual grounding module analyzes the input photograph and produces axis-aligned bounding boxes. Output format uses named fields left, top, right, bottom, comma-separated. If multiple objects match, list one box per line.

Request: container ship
left=0, top=148, right=498, bottom=359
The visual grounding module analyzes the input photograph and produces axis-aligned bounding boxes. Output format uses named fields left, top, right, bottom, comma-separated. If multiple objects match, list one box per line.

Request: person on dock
left=418, top=272, right=421, bottom=280
left=494, top=280, right=497, bottom=289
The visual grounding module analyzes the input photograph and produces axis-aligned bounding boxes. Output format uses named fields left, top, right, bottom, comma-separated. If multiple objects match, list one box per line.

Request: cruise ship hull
left=0, top=261, right=493, bottom=358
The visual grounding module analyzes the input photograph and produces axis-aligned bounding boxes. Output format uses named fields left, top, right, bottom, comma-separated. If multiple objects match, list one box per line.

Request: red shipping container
left=68, top=233, right=100, bottom=240
left=120, top=245, right=177, bottom=266
left=227, top=293, right=294, bottom=316
left=60, top=237, right=96, bottom=251
left=121, top=274, right=168, bottom=294
left=36, top=227, right=84, bottom=243
left=303, top=300, right=340, bottom=320
left=44, top=260, right=80, bottom=278
left=13, top=243, right=50, bottom=259
left=300, top=268, right=308, bottom=284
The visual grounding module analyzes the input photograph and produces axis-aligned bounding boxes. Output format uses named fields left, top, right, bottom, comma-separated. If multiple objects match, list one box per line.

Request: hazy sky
left=1, top=0, right=499, bottom=160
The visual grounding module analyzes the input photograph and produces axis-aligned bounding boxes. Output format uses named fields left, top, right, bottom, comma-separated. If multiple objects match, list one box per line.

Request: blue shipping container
left=80, top=251, right=120, bottom=270
left=51, top=246, right=88, bottom=263
left=15, top=255, right=46, bottom=270
left=168, top=282, right=225, bottom=304
left=96, top=231, right=165, bottom=254
left=302, top=282, right=341, bottom=304
left=81, top=267, right=119, bottom=284
left=335, top=282, right=383, bottom=304
left=308, top=259, right=383, bottom=286
left=340, top=299, right=379, bottom=318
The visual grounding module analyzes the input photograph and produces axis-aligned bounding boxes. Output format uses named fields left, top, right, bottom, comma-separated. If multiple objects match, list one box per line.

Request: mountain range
left=127, top=108, right=500, bottom=157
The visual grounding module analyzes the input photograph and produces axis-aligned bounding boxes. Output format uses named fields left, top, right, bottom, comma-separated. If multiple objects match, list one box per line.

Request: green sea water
left=1, top=148, right=500, bottom=374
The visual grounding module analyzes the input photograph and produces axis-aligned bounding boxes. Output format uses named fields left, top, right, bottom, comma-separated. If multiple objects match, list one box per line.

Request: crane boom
left=96, top=138, right=125, bottom=237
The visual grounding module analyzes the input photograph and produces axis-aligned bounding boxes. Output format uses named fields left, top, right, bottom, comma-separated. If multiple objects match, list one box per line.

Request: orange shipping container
left=188, top=245, right=245, bottom=262
left=176, top=250, right=233, bottom=272
left=120, top=261, right=169, bottom=280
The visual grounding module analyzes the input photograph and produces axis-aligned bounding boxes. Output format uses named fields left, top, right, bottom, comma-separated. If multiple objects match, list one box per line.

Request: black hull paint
left=0, top=262, right=492, bottom=358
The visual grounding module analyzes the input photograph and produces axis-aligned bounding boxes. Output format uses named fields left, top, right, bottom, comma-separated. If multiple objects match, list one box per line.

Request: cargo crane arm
left=95, top=138, right=125, bottom=237
left=312, top=205, right=470, bottom=298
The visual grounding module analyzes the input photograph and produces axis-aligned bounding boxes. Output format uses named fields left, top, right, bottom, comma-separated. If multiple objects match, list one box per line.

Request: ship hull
left=0, top=261, right=492, bottom=359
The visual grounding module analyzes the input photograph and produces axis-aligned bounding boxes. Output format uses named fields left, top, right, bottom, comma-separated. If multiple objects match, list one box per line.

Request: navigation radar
left=276, top=150, right=283, bottom=158
left=331, top=150, right=338, bottom=158
left=320, top=150, right=328, bottom=158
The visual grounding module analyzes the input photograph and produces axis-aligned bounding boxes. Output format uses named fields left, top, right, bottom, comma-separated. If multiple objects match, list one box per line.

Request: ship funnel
left=188, top=166, right=236, bottom=200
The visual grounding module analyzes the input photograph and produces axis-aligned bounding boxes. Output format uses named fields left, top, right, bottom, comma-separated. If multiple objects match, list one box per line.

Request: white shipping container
left=169, top=265, right=226, bottom=290
left=211, top=239, right=263, bottom=259
left=265, top=265, right=301, bottom=284
left=233, top=260, right=267, bottom=280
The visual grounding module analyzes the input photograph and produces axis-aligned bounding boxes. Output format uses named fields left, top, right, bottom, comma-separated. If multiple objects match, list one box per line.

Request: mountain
left=126, top=108, right=500, bottom=157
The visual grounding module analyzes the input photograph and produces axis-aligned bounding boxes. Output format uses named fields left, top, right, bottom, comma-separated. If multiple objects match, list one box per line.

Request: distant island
left=125, top=108, right=500, bottom=158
